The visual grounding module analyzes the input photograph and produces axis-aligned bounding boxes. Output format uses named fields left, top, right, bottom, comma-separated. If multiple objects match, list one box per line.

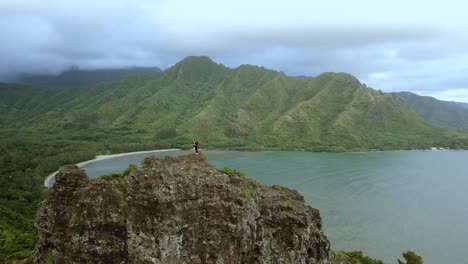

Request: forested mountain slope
left=398, top=91, right=468, bottom=130
left=3, top=56, right=466, bottom=151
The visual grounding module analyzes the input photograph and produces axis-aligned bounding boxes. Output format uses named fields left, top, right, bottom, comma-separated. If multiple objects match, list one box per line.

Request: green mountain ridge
left=397, top=91, right=468, bottom=130
left=2, top=56, right=468, bottom=151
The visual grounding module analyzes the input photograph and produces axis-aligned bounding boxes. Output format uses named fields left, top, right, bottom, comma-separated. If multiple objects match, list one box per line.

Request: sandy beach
left=44, top=149, right=180, bottom=188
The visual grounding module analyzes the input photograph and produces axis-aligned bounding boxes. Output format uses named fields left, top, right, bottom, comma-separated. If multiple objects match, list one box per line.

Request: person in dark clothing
left=193, top=140, right=199, bottom=154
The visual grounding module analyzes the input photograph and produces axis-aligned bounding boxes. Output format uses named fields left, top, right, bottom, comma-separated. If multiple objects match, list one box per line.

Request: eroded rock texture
left=34, top=154, right=330, bottom=263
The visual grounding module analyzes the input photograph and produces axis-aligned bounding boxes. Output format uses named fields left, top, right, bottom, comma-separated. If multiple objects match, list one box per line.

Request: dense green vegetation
left=0, top=56, right=462, bottom=261
left=3, top=57, right=468, bottom=151
left=17, top=66, right=161, bottom=88
left=331, top=250, right=423, bottom=264
left=398, top=91, right=468, bottom=130
left=331, top=250, right=384, bottom=264
left=97, top=164, right=139, bottom=181
left=398, top=251, right=423, bottom=264
left=218, top=167, right=246, bottom=177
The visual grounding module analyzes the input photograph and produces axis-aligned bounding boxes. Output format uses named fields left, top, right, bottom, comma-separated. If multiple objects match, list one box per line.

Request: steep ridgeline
left=2, top=56, right=468, bottom=150
left=34, top=154, right=330, bottom=263
left=17, top=66, right=161, bottom=88
left=398, top=91, right=468, bottom=130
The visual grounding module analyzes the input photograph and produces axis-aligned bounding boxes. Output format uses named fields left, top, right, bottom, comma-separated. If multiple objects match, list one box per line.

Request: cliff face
left=34, top=154, right=330, bottom=264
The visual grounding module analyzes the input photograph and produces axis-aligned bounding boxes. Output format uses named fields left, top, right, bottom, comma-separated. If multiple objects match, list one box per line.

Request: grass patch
left=97, top=164, right=138, bottom=180
left=243, top=188, right=252, bottom=203
left=331, top=250, right=384, bottom=264
left=122, top=164, right=138, bottom=176
left=96, top=173, right=123, bottom=181
left=218, top=167, right=246, bottom=178
left=272, top=185, right=283, bottom=191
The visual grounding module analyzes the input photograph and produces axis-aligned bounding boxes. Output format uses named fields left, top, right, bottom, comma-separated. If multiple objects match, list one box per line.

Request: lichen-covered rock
left=34, top=154, right=330, bottom=263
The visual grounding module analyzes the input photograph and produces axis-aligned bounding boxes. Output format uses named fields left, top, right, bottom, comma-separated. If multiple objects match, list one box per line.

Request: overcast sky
left=1, top=0, right=468, bottom=101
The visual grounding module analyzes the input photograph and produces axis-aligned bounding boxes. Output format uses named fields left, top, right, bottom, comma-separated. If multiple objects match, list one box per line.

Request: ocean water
left=82, top=150, right=468, bottom=264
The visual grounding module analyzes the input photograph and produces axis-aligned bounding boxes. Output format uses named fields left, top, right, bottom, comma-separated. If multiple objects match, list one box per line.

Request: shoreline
left=44, top=147, right=462, bottom=188
left=44, top=148, right=180, bottom=188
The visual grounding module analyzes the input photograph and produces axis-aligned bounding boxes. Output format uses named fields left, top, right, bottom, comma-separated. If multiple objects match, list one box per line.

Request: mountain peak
left=165, top=56, right=226, bottom=82
left=178, top=56, right=217, bottom=66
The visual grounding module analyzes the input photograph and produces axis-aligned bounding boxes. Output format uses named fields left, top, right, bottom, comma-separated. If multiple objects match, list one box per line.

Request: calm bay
left=82, top=150, right=468, bottom=264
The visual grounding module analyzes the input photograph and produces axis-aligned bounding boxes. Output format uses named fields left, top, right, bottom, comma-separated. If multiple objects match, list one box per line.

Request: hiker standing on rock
left=192, top=140, right=199, bottom=154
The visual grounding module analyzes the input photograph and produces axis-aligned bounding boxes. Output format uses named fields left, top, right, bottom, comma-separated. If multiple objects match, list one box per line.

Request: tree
left=398, top=251, right=423, bottom=264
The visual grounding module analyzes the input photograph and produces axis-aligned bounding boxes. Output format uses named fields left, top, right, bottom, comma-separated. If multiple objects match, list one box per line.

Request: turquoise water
left=82, top=150, right=468, bottom=264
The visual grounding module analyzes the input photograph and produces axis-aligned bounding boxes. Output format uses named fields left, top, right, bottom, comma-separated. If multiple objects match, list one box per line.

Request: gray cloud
left=1, top=0, right=468, bottom=102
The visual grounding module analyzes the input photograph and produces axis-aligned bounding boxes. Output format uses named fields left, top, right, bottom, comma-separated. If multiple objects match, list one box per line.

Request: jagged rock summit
left=34, top=154, right=330, bottom=263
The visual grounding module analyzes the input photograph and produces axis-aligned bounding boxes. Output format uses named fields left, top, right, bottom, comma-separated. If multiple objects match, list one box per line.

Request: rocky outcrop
left=34, top=154, right=330, bottom=263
